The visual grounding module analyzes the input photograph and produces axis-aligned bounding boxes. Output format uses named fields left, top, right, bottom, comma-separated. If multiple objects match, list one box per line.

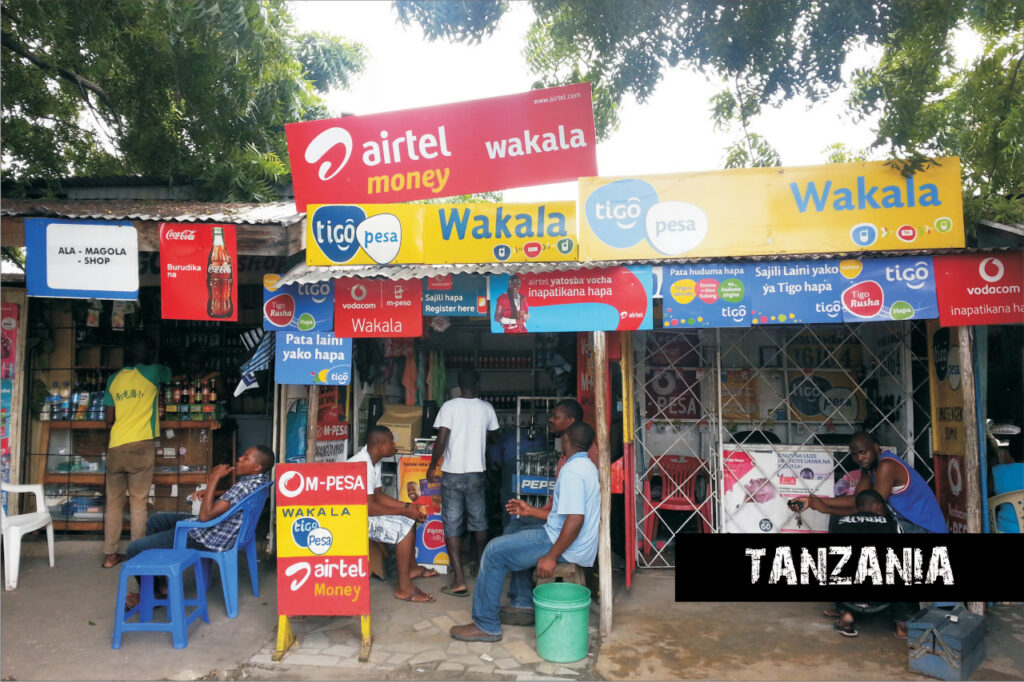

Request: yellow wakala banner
left=276, top=505, right=369, bottom=558
left=578, top=157, right=965, bottom=261
left=306, top=202, right=577, bottom=266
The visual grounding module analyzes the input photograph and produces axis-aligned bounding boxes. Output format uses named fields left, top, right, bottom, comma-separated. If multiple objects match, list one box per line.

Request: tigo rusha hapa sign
left=263, top=274, right=334, bottom=332
left=578, top=157, right=964, bottom=261
left=838, top=257, right=938, bottom=322
left=276, top=462, right=369, bottom=616
left=25, top=219, right=139, bottom=300
left=933, top=252, right=1024, bottom=327
left=286, top=83, right=596, bottom=211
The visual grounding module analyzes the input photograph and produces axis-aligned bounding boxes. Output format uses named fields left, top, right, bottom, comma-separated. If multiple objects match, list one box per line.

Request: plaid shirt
left=188, top=472, right=271, bottom=552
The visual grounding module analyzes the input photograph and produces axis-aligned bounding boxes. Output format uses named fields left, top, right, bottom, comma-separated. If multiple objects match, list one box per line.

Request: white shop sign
left=26, top=219, right=139, bottom=300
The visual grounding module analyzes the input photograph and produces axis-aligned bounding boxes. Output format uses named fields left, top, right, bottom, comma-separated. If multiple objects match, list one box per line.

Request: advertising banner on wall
left=933, top=252, right=1024, bottom=327
left=316, top=386, right=349, bottom=462
left=423, top=275, right=488, bottom=317
left=276, top=462, right=369, bottom=616
left=720, top=370, right=760, bottom=421
left=306, top=201, right=577, bottom=266
left=661, top=263, right=750, bottom=328
left=748, top=260, right=844, bottom=325
left=926, top=320, right=965, bottom=456
left=578, top=157, right=964, bottom=261
left=1, top=303, right=18, bottom=381
left=287, top=83, right=597, bottom=211
left=159, top=223, right=238, bottom=322
left=275, top=331, right=352, bottom=385
left=25, top=219, right=139, bottom=300
left=398, top=456, right=447, bottom=567
left=488, top=266, right=653, bottom=333
left=263, top=274, right=334, bottom=332
left=934, top=453, right=969, bottom=533
left=839, top=257, right=938, bottom=323
left=644, top=365, right=700, bottom=420
left=723, top=449, right=833, bottom=534
left=787, top=371, right=866, bottom=423
left=334, top=278, right=423, bottom=338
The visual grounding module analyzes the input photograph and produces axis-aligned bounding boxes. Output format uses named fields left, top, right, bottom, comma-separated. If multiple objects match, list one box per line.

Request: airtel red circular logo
left=422, top=518, right=445, bottom=550
left=164, top=228, right=197, bottom=241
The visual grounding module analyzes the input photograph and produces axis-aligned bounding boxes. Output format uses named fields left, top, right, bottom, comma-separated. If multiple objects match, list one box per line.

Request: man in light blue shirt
left=450, top=422, right=600, bottom=642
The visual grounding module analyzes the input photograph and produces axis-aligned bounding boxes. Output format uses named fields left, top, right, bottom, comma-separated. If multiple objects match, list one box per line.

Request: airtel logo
left=305, top=127, right=353, bottom=181
left=164, top=229, right=197, bottom=241
left=979, top=257, right=1004, bottom=283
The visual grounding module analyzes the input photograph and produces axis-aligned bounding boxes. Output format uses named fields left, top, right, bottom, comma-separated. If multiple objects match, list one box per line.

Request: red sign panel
left=934, top=252, right=1024, bottom=327
left=934, top=454, right=968, bottom=534
left=334, top=278, right=423, bottom=338
left=159, top=223, right=238, bottom=322
left=285, top=83, right=597, bottom=211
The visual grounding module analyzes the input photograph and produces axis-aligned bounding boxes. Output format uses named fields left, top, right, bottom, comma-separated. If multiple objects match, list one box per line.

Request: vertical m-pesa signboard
left=276, top=462, right=369, bottom=616
left=286, top=83, right=597, bottom=211
left=25, top=219, right=139, bottom=300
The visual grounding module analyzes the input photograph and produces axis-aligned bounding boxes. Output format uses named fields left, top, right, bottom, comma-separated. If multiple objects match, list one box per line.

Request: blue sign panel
left=423, top=274, right=487, bottom=316
left=25, top=219, right=139, bottom=300
left=748, top=260, right=844, bottom=325
left=274, top=331, right=352, bottom=385
left=263, top=275, right=334, bottom=331
left=662, top=263, right=751, bottom=328
left=840, top=257, right=938, bottom=322
left=516, top=475, right=556, bottom=496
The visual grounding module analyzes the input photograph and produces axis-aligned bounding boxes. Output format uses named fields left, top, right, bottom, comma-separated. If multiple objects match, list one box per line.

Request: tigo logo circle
left=422, top=518, right=446, bottom=550
left=584, top=179, right=657, bottom=249
left=979, top=257, right=1004, bottom=283
left=310, top=205, right=366, bottom=264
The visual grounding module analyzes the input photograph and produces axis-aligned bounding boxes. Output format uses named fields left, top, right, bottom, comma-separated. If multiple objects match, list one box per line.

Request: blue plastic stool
left=113, top=549, right=210, bottom=649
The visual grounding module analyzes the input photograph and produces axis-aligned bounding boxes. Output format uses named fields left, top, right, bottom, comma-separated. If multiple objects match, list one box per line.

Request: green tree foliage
left=1, top=0, right=366, bottom=201
left=396, top=0, right=1024, bottom=224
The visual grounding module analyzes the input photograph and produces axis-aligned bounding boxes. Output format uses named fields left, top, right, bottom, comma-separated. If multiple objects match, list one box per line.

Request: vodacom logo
left=278, top=470, right=306, bottom=498
left=979, top=257, right=1004, bottom=283
left=164, top=229, right=197, bottom=241
left=304, top=127, right=353, bottom=181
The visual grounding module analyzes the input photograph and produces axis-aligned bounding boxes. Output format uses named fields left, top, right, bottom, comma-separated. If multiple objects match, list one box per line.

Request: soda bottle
left=207, top=227, right=234, bottom=318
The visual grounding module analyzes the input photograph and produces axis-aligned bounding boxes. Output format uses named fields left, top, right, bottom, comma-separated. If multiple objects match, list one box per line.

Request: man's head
left=184, top=342, right=207, bottom=376
left=366, top=425, right=397, bottom=462
left=508, top=275, right=521, bottom=294
left=236, top=445, right=274, bottom=476
left=564, top=421, right=595, bottom=455
left=549, top=399, right=584, bottom=436
left=407, top=480, right=420, bottom=501
left=849, top=431, right=881, bottom=471
left=457, top=368, right=480, bottom=393
left=855, top=489, right=887, bottom=516
left=127, top=336, right=155, bottom=366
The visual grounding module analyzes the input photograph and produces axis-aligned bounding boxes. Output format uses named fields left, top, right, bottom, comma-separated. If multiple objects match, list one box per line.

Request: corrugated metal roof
left=1, top=199, right=303, bottom=226
left=278, top=246, right=1016, bottom=285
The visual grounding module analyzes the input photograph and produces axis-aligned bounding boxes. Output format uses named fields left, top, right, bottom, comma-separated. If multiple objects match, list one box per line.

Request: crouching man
left=122, top=445, right=275, bottom=608
left=450, top=421, right=599, bottom=642
left=350, top=426, right=437, bottom=603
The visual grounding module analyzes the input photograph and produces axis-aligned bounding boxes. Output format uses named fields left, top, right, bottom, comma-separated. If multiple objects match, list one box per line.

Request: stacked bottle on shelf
left=161, top=379, right=221, bottom=421
left=41, top=371, right=111, bottom=422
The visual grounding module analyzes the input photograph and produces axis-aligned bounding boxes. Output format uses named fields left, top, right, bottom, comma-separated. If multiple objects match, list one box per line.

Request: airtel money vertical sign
left=286, top=83, right=597, bottom=211
left=160, top=224, right=238, bottom=322
left=276, top=462, right=369, bottom=616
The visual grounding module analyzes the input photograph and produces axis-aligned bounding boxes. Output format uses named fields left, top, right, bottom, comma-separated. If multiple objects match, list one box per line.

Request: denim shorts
left=441, top=472, right=487, bottom=536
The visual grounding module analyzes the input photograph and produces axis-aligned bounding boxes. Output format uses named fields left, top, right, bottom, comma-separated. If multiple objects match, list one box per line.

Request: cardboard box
left=377, top=404, right=423, bottom=453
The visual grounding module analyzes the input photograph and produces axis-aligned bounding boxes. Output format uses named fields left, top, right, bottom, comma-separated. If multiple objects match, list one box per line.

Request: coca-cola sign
left=159, top=223, right=238, bottom=322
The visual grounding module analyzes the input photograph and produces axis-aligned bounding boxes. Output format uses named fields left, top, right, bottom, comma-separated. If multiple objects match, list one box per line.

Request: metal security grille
left=632, top=321, right=934, bottom=568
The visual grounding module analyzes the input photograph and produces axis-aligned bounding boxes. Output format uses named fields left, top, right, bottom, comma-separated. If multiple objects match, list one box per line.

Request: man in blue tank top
left=794, top=431, right=948, bottom=534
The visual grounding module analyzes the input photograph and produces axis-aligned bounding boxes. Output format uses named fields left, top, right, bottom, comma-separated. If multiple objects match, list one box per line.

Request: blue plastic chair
left=172, top=480, right=273, bottom=618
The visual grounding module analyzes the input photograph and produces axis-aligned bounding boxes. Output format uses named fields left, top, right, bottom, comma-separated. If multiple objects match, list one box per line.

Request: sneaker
left=500, top=605, right=535, bottom=626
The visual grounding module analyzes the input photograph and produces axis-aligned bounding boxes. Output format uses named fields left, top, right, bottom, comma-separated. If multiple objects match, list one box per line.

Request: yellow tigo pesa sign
left=306, top=202, right=577, bottom=265
left=578, top=157, right=964, bottom=261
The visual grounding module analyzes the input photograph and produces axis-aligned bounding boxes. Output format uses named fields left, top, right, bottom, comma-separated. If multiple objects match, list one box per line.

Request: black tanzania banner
left=676, top=534, right=1023, bottom=603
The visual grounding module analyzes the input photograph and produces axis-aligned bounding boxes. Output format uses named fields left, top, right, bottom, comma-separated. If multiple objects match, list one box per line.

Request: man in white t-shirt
left=350, top=426, right=437, bottom=603
left=428, top=368, right=499, bottom=598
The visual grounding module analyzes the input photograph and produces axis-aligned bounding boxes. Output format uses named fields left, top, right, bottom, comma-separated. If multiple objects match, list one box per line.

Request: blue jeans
left=502, top=515, right=545, bottom=602
left=472, top=527, right=558, bottom=635
left=125, top=512, right=207, bottom=560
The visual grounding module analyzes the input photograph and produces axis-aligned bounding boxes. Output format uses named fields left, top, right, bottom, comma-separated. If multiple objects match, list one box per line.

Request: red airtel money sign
left=285, top=83, right=597, bottom=211
left=933, top=252, right=1024, bottom=327
left=159, top=223, right=238, bottom=322
left=276, top=462, right=369, bottom=616
left=334, top=278, right=423, bottom=338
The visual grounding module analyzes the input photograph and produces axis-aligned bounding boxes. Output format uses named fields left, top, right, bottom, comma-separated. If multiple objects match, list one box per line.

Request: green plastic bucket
left=533, top=582, right=591, bottom=663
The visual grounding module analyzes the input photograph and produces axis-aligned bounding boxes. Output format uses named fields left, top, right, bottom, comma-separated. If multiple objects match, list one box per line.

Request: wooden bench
left=534, top=562, right=586, bottom=586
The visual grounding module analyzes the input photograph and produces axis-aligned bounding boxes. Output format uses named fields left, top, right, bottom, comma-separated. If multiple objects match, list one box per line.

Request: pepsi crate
left=907, top=604, right=986, bottom=681
left=516, top=474, right=556, bottom=496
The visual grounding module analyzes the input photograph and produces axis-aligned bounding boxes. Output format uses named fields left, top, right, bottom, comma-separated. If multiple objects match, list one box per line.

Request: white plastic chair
left=1, top=483, right=55, bottom=590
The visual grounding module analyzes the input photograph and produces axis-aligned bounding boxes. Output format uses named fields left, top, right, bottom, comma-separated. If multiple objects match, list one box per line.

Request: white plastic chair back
left=1, top=483, right=56, bottom=590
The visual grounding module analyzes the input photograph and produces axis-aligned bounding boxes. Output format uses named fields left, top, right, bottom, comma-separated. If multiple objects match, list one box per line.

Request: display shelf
left=43, top=472, right=208, bottom=485
left=42, top=420, right=108, bottom=430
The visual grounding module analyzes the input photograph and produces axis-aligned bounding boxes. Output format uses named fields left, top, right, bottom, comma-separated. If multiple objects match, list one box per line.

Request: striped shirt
left=189, top=472, right=271, bottom=551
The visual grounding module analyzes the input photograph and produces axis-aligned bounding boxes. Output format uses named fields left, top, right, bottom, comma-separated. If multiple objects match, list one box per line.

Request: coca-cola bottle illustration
left=207, top=227, right=234, bottom=318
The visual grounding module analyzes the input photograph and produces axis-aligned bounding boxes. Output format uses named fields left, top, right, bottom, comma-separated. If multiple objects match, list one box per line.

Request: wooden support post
left=305, top=385, right=319, bottom=464
left=273, top=615, right=296, bottom=661
left=958, top=326, right=984, bottom=616
left=359, top=614, right=373, bottom=661
left=592, top=331, right=613, bottom=636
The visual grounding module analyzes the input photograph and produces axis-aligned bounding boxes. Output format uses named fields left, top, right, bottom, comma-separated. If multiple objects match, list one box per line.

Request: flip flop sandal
left=102, top=553, right=126, bottom=569
left=834, top=622, right=859, bottom=637
left=413, top=567, right=439, bottom=579
left=394, top=588, right=436, bottom=603
left=440, top=585, right=471, bottom=598
left=823, top=608, right=842, bottom=618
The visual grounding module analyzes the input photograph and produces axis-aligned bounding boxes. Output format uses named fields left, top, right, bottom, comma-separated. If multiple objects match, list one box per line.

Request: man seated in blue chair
left=121, top=445, right=274, bottom=608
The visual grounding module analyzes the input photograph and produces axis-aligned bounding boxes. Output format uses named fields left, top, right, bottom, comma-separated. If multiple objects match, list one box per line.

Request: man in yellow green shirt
left=101, top=337, right=171, bottom=568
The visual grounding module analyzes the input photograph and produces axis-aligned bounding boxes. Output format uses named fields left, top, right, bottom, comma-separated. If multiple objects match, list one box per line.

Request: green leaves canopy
left=2, top=0, right=366, bottom=201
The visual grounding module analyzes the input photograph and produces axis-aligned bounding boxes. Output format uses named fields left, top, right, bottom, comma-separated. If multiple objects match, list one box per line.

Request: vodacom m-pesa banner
left=286, top=84, right=597, bottom=211
left=933, top=252, right=1024, bottom=327
left=276, top=462, right=369, bottom=616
